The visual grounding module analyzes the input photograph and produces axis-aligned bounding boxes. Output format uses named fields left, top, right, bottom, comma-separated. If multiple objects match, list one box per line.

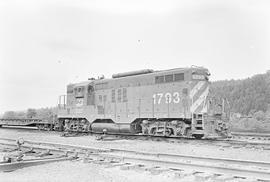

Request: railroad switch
left=36, top=149, right=51, bottom=157
left=16, top=138, right=25, bottom=150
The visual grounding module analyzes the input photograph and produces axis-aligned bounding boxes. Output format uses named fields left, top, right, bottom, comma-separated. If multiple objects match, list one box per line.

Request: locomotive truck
left=56, top=66, right=230, bottom=139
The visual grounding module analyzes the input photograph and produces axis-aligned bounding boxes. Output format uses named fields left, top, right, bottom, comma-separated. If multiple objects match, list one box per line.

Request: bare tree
left=26, top=108, right=37, bottom=118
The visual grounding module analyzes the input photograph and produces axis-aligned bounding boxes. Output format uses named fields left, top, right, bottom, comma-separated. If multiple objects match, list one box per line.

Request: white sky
left=0, top=0, right=270, bottom=114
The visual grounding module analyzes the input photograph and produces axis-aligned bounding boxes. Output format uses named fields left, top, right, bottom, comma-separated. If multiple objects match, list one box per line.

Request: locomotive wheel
left=141, top=128, right=148, bottom=135
left=38, top=125, right=45, bottom=130
left=149, top=127, right=172, bottom=137
left=150, top=127, right=163, bottom=136
left=73, top=125, right=79, bottom=132
left=149, top=127, right=157, bottom=136
left=174, top=121, right=188, bottom=136
left=44, top=124, right=50, bottom=131
left=164, top=129, right=172, bottom=137
left=70, top=124, right=75, bottom=131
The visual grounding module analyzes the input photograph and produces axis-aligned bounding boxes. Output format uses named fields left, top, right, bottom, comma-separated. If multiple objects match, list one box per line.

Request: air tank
left=91, top=123, right=131, bottom=133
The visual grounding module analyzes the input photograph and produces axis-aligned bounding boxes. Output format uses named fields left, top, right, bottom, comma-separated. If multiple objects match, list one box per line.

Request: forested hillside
left=211, top=71, right=270, bottom=117
left=2, top=71, right=270, bottom=121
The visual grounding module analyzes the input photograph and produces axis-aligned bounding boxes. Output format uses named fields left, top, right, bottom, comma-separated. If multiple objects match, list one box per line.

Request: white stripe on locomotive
left=189, top=81, right=205, bottom=99
left=190, top=86, right=209, bottom=113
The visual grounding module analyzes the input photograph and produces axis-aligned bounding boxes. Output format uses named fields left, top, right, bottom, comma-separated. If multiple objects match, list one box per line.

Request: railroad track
left=0, top=138, right=270, bottom=181
left=87, top=131, right=270, bottom=151
left=1, top=127, right=270, bottom=152
left=231, top=132, right=270, bottom=142
left=2, top=125, right=270, bottom=141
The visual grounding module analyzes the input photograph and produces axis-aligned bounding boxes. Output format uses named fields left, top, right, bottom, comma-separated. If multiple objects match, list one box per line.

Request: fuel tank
left=91, top=123, right=131, bottom=134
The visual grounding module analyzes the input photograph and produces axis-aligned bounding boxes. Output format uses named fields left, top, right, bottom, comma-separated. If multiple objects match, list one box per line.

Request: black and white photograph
left=0, top=0, right=270, bottom=181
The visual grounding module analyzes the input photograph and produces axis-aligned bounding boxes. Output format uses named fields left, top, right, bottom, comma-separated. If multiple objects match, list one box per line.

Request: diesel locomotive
left=57, top=66, right=230, bottom=139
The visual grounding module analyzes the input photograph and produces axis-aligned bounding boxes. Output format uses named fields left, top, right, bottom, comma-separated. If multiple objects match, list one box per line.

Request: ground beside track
left=0, top=159, right=179, bottom=182
left=0, top=128, right=269, bottom=162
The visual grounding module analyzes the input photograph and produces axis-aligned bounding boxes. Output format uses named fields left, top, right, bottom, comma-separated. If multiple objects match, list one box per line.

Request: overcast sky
left=0, top=0, right=270, bottom=114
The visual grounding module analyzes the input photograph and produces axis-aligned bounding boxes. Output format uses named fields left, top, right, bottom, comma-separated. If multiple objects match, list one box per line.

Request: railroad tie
left=173, top=170, right=196, bottom=179
left=146, top=166, right=170, bottom=175
left=194, top=172, right=216, bottom=181
left=104, top=162, right=131, bottom=168
left=120, top=164, right=144, bottom=171
left=212, top=174, right=235, bottom=182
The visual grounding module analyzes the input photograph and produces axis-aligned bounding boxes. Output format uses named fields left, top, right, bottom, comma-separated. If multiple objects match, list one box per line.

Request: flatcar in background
left=0, top=118, right=53, bottom=130
left=57, top=66, right=230, bottom=139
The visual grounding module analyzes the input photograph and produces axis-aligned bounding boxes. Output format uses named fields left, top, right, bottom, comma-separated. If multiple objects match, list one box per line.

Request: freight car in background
left=0, top=118, right=53, bottom=130
left=56, top=66, right=230, bottom=139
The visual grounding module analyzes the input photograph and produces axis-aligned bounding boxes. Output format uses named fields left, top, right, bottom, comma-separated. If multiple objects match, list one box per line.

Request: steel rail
left=231, top=132, right=270, bottom=137
left=98, top=153, right=270, bottom=180
left=0, top=138, right=110, bottom=153
left=90, top=131, right=270, bottom=149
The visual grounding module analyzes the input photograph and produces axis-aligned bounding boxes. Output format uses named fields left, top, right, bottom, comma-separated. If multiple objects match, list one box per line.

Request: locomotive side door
left=87, top=84, right=95, bottom=106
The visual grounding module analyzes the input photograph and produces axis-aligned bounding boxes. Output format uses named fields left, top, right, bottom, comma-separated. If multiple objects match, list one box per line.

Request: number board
left=192, top=74, right=205, bottom=80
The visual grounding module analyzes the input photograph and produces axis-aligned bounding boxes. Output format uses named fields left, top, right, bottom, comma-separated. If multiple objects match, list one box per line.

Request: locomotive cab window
left=67, top=85, right=74, bottom=94
left=74, top=86, right=85, bottom=98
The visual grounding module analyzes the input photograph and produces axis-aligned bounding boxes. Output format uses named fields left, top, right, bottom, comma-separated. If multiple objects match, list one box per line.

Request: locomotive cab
left=56, top=82, right=95, bottom=132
